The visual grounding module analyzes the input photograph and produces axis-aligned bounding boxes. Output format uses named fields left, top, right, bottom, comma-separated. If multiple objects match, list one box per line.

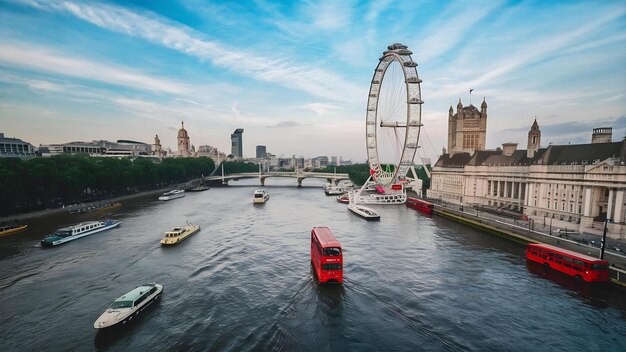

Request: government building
left=428, top=100, right=625, bottom=239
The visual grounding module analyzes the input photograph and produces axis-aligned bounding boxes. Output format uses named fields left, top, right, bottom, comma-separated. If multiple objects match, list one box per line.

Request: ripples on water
left=1, top=179, right=625, bottom=351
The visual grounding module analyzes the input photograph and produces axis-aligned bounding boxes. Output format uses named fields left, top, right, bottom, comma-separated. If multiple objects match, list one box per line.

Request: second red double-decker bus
left=526, top=243, right=609, bottom=282
left=311, top=227, right=343, bottom=284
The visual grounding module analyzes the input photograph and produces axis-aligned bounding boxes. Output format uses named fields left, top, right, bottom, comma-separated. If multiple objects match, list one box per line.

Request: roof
left=115, top=285, right=154, bottom=302
left=537, top=141, right=623, bottom=165
left=434, top=152, right=472, bottom=167
left=312, top=227, right=341, bottom=247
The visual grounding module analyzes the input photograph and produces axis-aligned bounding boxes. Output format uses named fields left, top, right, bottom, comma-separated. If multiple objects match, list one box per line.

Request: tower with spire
left=177, top=121, right=191, bottom=157
left=446, top=97, right=488, bottom=155
left=527, top=118, right=541, bottom=158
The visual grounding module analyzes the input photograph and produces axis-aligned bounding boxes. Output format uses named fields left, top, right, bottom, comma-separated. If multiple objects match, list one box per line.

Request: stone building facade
left=177, top=121, right=191, bottom=157
left=447, top=98, right=488, bottom=155
left=430, top=121, right=626, bottom=239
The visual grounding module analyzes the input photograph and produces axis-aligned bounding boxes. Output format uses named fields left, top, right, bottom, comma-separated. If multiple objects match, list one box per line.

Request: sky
left=0, top=0, right=625, bottom=163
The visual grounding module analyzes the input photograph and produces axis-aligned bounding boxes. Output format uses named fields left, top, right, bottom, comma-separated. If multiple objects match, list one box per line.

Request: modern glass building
left=231, top=128, right=244, bottom=158
left=256, top=145, right=267, bottom=159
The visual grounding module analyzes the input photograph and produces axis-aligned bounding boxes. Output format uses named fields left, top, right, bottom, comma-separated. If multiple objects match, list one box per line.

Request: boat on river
left=186, top=185, right=210, bottom=192
left=94, top=283, right=163, bottom=330
left=40, top=220, right=120, bottom=247
left=158, top=189, right=185, bottom=201
left=336, top=194, right=349, bottom=204
left=348, top=204, right=380, bottom=221
left=253, top=189, right=270, bottom=204
left=67, top=202, right=121, bottom=214
left=324, top=185, right=344, bottom=196
left=160, top=225, right=200, bottom=245
left=0, top=224, right=28, bottom=237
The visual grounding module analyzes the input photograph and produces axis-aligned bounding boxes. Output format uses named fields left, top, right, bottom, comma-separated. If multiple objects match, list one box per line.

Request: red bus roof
left=528, top=243, right=608, bottom=263
left=312, top=227, right=341, bottom=248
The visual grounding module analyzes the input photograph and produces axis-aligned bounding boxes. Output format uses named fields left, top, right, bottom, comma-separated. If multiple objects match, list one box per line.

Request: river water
left=1, top=179, right=625, bottom=351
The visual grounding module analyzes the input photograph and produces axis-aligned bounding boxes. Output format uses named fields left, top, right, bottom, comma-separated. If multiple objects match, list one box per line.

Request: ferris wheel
left=366, top=43, right=423, bottom=186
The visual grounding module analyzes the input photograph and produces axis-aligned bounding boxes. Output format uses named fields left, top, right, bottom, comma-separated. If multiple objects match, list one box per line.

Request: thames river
left=1, top=179, right=625, bottom=351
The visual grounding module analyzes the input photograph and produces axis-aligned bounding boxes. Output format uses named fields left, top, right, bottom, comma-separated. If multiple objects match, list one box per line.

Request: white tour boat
left=158, top=189, right=185, bottom=201
left=324, top=185, right=344, bottom=196
left=40, top=220, right=121, bottom=247
left=348, top=204, right=381, bottom=221
left=253, top=189, right=270, bottom=204
left=160, top=224, right=200, bottom=245
left=94, top=283, right=163, bottom=330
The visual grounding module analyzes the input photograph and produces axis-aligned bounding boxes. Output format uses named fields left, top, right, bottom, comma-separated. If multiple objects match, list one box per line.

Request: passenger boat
left=158, top=189, right=185, bottom=201
left=94, top=283, right=163, bottom=330
left=324, top=185, right=344, bottom=196
left=160, top=224, right=200, bottom=245
left=348, top=204, right=380, bottom=221
left=253, top=189, right=270, bottom=204
left=186, top=185, right=210, bottom=192
left=406, top=197, right=434, bottom=215
left=336, top=194, right=349, bottom=204
left=67, top=202, right=121, bottom=214
left=0, top=224, right=28, bottom=237
left=40, top=220, right=120, bottom=247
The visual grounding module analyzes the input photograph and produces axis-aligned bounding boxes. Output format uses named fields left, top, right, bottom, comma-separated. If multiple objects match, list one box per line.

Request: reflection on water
left=0, top=179, right=625, bottom=351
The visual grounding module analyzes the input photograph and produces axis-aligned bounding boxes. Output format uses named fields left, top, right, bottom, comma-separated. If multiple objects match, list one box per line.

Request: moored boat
left=336, top=194, right=349, bottom=204
left=348, top=204, right=380, bottom=221
left=94, top=283, right=163, bottom=330
left=160, top=224, right=200, bottom=245
left=253, top=189, right=270, bottom=204
left=324, top=185, right=344, bottom=196
left=0, top=224, right=28, bottom=237
left=40, top=220, right=120, bottom=247
left=68, top=202, right=121, bottom=214
left=406, top=197, right=434, bottom=215
left=158, top=189, right=185, bottom=201
left=186, top=185, right=210, bottom=192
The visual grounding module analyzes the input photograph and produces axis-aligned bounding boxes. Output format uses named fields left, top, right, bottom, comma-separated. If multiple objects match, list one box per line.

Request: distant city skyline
left=1, top=0, right=625, bottom=163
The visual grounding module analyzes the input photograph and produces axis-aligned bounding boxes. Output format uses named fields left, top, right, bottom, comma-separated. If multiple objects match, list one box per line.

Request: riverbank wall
left=0, top=188, right=170, bottom=224
left=431, top=205, right=626, bottom=288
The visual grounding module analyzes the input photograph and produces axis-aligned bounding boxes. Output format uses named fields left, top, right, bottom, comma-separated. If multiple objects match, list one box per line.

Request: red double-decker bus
left=526, top=243, right=609, bottom=282
left=311, top=227, right=343, bottom=284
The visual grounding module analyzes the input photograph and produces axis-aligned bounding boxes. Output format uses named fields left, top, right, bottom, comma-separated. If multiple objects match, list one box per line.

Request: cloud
left=301, top=103, right=339, bottom=115
left=0, top=43, right=191, bottom=95
left=15, top=0, right=362, bottom=103
left=266, top=121, right=302, bottom=128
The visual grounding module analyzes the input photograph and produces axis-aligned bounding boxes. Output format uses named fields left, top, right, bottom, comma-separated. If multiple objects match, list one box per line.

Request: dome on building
left=177, top=121, right=188, bottom=138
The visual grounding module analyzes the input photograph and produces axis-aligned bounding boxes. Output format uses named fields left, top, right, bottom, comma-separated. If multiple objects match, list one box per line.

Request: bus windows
left=323, top=247, right=341, bottom=256
left=323, top=263, right=342, bottom=271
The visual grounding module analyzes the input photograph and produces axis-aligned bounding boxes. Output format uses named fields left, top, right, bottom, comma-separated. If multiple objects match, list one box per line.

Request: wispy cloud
left=266, top=121, right=302, bottom=128
left=0, top=43, right=191, bottom=94
left=412, top=0, right=504, bottom=63
left=14, top=0, right=362, bottom=103
left=301, top=102, right=339, bottom=115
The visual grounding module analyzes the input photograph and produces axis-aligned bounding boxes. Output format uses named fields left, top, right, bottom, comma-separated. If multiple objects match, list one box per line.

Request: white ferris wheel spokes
left=366, top=43, right=423, bottom=186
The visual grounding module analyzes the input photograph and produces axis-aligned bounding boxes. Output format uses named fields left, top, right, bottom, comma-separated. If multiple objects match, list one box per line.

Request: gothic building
left=447, top=98, right=488, bottom=155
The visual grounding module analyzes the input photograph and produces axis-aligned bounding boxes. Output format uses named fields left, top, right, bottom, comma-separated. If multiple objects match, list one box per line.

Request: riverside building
left=0, top=132, right=36, bottom=158
left=429, top=115, right=626, bottom=239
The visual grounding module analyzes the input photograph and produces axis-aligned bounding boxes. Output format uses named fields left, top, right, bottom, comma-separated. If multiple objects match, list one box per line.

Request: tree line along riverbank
left=0, top=155, right=215, bottom=217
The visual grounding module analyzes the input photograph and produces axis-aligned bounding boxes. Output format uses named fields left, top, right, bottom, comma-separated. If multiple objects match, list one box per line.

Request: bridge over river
left=204, top=170, right=351, bottom=186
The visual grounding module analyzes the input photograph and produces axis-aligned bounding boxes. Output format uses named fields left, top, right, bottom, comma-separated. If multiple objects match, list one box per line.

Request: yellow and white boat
left=0, top=224, right=28, bottom=237
left=159, top=225, right=200, bottom=245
